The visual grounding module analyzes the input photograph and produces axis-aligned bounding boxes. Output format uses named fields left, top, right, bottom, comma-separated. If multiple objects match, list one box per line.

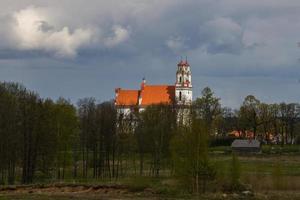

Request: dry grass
left=243, top=175, right=300, bottom=191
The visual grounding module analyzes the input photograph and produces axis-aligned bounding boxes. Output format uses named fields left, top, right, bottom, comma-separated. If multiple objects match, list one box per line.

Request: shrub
left=295, top=136, right=300, bottom=145
left=125, top=176, right=152, bottom=192
left=34, top=171, right=52, bottom=183
left=210, top=137, right=235, bottom=147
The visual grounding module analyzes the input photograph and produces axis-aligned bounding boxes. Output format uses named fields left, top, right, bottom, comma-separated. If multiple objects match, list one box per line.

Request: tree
left=258, top=103, right=273, bottom=143
left=138, top=104, right=177, bottom=177
left=215, top=107, right=237, bottom=136
left=278, top=103, right=300, bottom=145
left=20, top=91, right=41, bottom=184
left=0, top=82, right=80, bottom=184
left=194, top=87, right=221, bottom=133
left=54, top=98, right=78, bottom=180
left=0, top=83, right=21, bottom=184
left=77, top=98, right=97, bottom=178
left=115, top=105, right=137, bottom=178
left=97, top=101, right=117, bottom=179
left=239, top=95, right=261, bottom=138
left=172, top=115, right=216, bottom=194
left=269, top=104, right=280, bottom=144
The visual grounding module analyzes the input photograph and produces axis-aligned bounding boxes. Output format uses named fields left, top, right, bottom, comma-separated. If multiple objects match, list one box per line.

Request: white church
left=115, top=59, right=193, bottom=114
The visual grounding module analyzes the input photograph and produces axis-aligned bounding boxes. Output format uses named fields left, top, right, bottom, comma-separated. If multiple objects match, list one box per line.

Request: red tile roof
left=115, top=85, right=175, bottom=106
left=115, top=89, right=139, bottom=106
left=140, top=85, right=175, bottom=106
left=229, top=130, right=254, bottom=139
left=177, top=60, right=190, bottom=66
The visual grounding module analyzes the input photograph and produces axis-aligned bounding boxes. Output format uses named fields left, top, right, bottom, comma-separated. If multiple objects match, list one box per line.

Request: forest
left=0, top=81, right=300, bottom=196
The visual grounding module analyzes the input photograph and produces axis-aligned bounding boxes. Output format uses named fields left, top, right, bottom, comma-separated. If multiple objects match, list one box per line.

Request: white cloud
left=1, top=6, right=131, bottom=58
left=104, top=25, right=130, bottom=48
left=11, top=6, right=93, bottom=58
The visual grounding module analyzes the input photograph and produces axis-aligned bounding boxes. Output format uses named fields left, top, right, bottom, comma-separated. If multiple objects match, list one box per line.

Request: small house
left=231, top=139, right=261, bottom=153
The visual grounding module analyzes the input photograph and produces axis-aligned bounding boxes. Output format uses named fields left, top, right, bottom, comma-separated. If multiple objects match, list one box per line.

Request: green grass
left=212, top=154, right=300, bottom=175
left=209, top=145, right=300, bottom=155
left=211, top=153, right=300, bottom=192
left=1, top=149, right=300, bottom=198
left=262, top=145, right=300, bottom=154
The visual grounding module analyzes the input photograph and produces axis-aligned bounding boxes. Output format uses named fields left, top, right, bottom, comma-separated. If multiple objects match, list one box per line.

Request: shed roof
left=231, top=139, right=260, bottom=148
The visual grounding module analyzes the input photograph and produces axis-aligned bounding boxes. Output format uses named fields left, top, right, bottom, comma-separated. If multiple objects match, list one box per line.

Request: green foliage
left=194, top=87, right=221, bottom=128
left=209, top=146, right=232, bottom=155
left=295, top=136, right=300, bottom=144
left=262, top=145, right=300, bottom=154
left=125, top=176, right=152, bottom=192
left=1, top=81, right=300, bottom=197
left=77, top=99, right=118, bottom=179
left=210, top=137, right=235, bottom=147
left=136, top=104, right=177, bottom=177
left=33, top=171, right=52, bottom=183
left=0, top=82, right=78, bottom=184
left=171, top=118, right=216, bottom=194
left=238, top=95, right=261, bottom=137
left=125, top=176, right=187, bottom=197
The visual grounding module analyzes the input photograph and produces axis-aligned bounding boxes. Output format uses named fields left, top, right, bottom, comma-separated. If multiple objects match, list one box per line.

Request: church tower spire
left=175, top=57, right=192, bottom=105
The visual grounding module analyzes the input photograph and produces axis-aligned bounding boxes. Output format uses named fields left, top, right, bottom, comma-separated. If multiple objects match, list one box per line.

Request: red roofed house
left=115, top=59, right=193, bottom=115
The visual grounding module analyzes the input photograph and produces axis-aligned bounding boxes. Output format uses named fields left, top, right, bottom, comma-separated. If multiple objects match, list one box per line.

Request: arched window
left=179, top=76, right=182, bottom=83
left=179, top=91, right=182, bottom=101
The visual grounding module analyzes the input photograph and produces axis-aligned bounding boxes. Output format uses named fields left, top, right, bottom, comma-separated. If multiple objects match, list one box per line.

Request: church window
left=179, top=91, right=182, bottom=101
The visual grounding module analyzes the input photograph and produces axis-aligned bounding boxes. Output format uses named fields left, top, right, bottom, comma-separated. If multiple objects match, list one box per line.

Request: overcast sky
left=1, top=0, right=300, bottom=108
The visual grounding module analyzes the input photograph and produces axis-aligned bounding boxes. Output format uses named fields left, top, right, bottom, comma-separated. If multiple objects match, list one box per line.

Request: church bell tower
left=175, top=58, right=192, bottom=105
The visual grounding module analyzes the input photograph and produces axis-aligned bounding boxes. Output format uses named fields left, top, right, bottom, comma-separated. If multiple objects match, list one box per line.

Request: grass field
left=211, top=154, right=300, bottom=191
left=0, top=146, right=300, bottom=199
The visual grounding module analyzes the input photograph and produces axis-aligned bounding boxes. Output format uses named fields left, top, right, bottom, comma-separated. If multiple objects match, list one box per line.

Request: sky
left=0, top=0, right=300, bottom=108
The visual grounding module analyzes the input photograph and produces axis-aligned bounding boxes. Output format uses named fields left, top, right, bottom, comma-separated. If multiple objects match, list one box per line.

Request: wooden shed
left=231, top=139, right=261, bottom=153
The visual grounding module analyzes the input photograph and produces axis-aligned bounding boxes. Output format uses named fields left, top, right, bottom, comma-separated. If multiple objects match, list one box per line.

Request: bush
left=210, top=137, right=235, bottom=147
left=34, top=171, right=52, bottom=183
left=294, top=136, right=300, bottom=145
left=209, top=146, right=232, bottom=154
left=125, top=176, right=152, bottom=192
left=262, top=145, right=300, bottom=155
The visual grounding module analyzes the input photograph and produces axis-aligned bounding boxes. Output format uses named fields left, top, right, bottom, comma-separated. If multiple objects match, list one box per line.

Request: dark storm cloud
left=0, top=0, right=300, bottom=107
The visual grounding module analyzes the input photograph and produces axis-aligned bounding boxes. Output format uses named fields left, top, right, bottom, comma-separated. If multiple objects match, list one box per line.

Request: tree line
left=0, top=82, right=299, bottom=190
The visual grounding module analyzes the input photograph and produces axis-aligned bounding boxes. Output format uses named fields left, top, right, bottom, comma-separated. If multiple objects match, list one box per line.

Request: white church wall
left=175, top=88, right=193, bottom=104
